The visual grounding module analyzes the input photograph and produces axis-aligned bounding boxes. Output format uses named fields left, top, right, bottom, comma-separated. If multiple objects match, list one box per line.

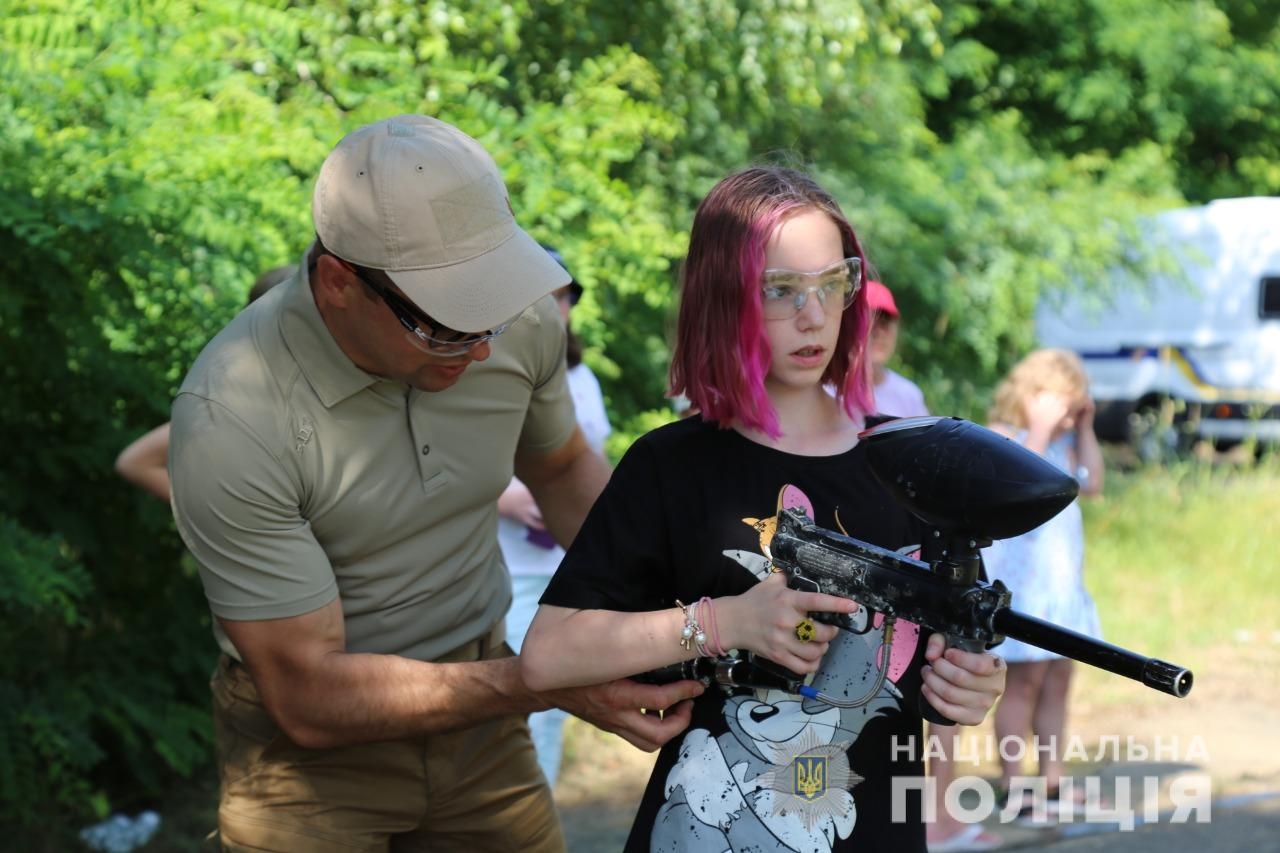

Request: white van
left=1035, top=197, right=1280, bottom=460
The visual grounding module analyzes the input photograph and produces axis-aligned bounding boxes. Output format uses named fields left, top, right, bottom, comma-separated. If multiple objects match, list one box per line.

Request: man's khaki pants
left=210, top=627, right=564, bottom=852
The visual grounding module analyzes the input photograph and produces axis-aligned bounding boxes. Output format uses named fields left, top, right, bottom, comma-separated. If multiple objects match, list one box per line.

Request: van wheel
left=1127, top=403, right=1185, bottom=464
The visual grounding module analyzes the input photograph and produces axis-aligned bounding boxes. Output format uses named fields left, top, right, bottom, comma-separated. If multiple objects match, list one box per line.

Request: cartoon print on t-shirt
left=742, top=483, right=813, bottom=554
left=649, top=484, right=921, bottom=852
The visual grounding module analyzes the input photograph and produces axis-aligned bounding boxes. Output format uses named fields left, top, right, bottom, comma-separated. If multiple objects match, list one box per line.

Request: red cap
left=866, top=280, right=899, bottom=317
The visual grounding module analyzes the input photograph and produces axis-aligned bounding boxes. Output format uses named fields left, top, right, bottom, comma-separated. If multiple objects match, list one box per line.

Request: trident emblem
left=793, top=756, right=827, bottom=801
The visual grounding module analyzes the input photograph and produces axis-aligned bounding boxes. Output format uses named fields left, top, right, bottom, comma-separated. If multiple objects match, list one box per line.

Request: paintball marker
left=768, top=416, right=1192, bottom=723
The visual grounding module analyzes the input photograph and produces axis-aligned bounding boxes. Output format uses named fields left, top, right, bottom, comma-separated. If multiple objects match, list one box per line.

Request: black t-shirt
left=542, top=417, right=932, bottom=852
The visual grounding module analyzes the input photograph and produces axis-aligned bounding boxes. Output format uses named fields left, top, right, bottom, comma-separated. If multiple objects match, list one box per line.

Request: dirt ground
left=552, top=640, right=1280, bottom=852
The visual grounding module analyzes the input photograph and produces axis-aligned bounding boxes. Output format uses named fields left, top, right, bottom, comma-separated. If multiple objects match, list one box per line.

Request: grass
left=1077, top=452, right=1280, bottom=705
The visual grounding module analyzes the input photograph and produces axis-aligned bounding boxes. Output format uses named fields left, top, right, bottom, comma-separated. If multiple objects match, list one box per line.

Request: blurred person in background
left=984, top=348, right=1105, bottom=823
left=865, top=279, right=929, bottom=418
left=498, top=245, right=611, bottom=790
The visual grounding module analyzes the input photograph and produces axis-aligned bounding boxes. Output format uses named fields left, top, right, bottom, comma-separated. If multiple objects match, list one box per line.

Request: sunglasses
left=760, top=257, right=863, bottom=321
left=341, top=261, right=514, bottom=357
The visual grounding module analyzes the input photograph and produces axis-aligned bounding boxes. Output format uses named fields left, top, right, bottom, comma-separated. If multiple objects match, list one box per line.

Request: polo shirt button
left=421, top=444, right=431, bottom=455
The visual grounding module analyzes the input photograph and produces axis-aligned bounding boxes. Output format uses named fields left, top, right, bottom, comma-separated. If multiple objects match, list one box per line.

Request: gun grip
left=920, top=634, right=987, bottom=727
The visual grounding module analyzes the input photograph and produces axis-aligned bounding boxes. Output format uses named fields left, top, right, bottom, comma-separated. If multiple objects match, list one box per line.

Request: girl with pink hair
left=521, top=165, right=1005, bottom=852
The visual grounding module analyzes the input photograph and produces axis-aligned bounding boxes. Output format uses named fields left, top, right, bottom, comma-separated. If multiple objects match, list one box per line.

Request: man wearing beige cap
left=169, top=115, right=702, bottom=852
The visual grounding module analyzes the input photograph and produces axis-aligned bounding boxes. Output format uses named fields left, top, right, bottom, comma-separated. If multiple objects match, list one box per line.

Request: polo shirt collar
left=280, top=255, right=380, bottom=407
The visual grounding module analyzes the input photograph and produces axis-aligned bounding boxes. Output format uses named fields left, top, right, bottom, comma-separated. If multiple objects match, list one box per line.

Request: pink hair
left=670, top=166, right=874, bottom=437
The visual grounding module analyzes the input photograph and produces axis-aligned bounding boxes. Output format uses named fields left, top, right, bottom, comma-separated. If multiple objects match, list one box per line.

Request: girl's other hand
left=919, top=633, right=1006, bottom=726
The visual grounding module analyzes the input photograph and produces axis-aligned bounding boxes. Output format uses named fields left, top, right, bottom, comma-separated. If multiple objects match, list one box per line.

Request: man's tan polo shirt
left=169, top=260, right=575, bottom=663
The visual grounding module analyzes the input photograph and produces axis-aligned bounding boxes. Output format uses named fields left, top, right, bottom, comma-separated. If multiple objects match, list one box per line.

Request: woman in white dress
left=982, top=348, right=1105, bottom=820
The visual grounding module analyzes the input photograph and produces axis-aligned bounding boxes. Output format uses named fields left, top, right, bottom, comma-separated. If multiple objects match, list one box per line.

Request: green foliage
left=0, top=519, right=97, bottom=818
left=2, top=0, right=1277, bottom=833
left=924, top=0, right=1280, bottom=202
left=1, top=0, right=314, bottom=831
left=511, top=0, right=1210, bottom=418
left=0, top=514, right=213, bottom=832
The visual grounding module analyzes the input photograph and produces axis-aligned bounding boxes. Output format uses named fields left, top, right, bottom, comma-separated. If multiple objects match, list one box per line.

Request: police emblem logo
left=794, top=756, right=826, bottom=800
left=755, top=727, right=863, bottom=830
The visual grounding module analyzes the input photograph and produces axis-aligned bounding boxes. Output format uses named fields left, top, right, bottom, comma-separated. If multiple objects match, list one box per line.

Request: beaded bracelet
left=697, top=596, right=726, bottom=657
left=675, top=599, right=710, bottom=657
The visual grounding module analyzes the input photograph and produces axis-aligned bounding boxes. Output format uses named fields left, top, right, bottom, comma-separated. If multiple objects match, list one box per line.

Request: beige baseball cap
left=312, top=115, right=569, bottom=332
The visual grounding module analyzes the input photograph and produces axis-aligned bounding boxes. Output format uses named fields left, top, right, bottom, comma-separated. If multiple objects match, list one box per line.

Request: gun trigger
left=849, top=609, right=876, bottom=635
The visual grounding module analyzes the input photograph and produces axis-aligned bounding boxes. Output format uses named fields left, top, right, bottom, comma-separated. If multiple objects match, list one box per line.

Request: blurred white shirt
left=874, top=368, right=929, bottom=417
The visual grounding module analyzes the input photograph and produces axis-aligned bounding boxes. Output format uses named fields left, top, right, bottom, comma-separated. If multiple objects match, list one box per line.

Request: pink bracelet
left=698, top=596, right=726, bottom=657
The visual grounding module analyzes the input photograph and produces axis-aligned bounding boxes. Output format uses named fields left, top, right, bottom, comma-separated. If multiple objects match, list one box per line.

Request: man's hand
left=546, top=677, right=705, bottom=752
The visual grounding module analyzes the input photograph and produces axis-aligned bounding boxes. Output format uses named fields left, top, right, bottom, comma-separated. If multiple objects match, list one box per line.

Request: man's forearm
left=258, top=643, right=708, bottom=757
left=260, top=652, right=550, bottom=749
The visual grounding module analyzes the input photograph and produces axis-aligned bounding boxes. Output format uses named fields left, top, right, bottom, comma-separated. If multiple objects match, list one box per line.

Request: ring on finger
left=794, top=618, right=817, bottom=643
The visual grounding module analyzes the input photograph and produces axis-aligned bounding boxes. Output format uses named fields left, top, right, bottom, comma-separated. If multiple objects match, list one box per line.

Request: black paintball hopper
left=860, top=416, right=1079, bottom=542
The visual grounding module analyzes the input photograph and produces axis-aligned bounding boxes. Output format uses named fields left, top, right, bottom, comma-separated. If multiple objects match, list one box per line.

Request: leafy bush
left=0, top=518, right=98, bottom=818
left=0, top=512, right=214, bottom=826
